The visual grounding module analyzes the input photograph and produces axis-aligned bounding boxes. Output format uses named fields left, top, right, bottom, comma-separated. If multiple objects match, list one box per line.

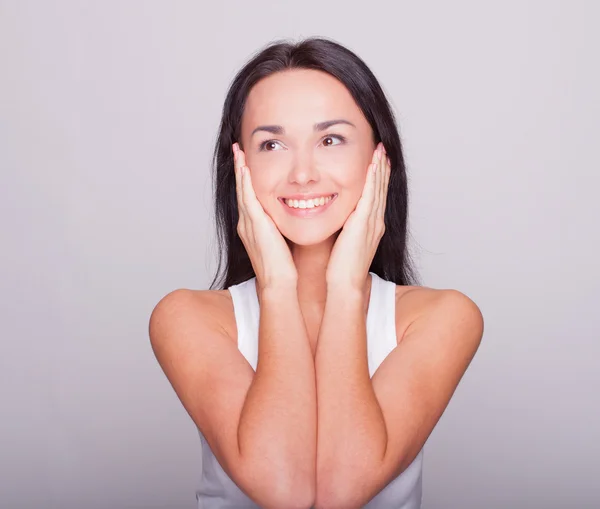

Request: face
left=239, top=69, right=377, bottom=246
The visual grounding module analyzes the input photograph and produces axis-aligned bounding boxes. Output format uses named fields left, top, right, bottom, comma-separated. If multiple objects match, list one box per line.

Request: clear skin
left=149, top=68, right=483, bottom=507
left=236, top=68, right=390, bottom=326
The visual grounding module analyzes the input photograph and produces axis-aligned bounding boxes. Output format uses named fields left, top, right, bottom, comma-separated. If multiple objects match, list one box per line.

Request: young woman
left=149, top=37, right=484, bottom=509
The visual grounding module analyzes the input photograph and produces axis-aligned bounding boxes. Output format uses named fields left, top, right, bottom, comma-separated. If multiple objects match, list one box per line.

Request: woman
left=149, top=37, right=484, bottom=509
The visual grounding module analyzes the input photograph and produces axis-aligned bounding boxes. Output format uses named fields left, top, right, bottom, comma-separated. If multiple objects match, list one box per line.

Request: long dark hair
left=209, top=36, right=420, bottom=290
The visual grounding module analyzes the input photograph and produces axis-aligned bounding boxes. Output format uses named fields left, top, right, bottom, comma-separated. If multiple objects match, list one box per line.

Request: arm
left=314, top=284, right=386, bottom=507
left=149, top=287, right=316, bottom=509
left=239, top=283, right=317, bottom=506
left=314, top=287, right=484, bottom=508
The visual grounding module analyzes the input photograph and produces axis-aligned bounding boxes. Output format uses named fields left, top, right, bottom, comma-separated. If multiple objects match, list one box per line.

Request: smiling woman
left=211, top=40, right=416, bottom=280
left=149, top=36, right=484, bottom=509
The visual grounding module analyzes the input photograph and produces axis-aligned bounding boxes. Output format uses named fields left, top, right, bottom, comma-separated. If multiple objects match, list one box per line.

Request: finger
left=233, top=143, right=245, bottom=206
left=366, top=144, right=381, bottom=232
left=233, top=143, right=249, bottom=233
left=358, top=159, right=378, bottom=216
left=372, top=143, right=383, bottom=222
left=241, top=165, right=263, bottom=220
left=377, top=152, right=390, bottom=220
left=384, top=154, right=391, bottom=207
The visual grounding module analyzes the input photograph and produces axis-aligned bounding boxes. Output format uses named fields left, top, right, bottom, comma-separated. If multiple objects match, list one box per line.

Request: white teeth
left=283, top=195, right=334, bottom=209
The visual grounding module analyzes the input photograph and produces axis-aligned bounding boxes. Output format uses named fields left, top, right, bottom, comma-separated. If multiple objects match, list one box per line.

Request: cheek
left=330, top=160, right=368, bottom=193
left=245, top=170, right=278, bottom=210
left=244, top=154, right=280, bottom=189
left=330, top=160, right=370, bottom=214
left=321, top=145, right=369, bottom=181
left=249, top=178, right=269, bottom=203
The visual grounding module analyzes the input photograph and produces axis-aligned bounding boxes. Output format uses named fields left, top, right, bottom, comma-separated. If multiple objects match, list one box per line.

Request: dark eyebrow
left=250, top=119, right=356, bottom=138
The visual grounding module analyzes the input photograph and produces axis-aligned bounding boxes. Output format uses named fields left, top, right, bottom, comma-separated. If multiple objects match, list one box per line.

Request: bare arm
left=314, top=287, right=483, bottom=508
left=149, top=287, right=316, bottom=509
left=238, top=283, right=317, bottom=505
left=314, top=286, right=386, bottom=507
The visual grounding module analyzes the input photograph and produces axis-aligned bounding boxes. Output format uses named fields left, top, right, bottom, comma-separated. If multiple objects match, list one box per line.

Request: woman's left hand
left=325, top=142, right=391, bottom=292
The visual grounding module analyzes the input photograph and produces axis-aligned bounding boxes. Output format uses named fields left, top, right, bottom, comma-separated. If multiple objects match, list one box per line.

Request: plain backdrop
left=1, top=1, right=599, bottom=508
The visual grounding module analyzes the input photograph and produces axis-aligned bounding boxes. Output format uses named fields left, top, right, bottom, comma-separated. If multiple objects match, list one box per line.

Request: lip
left=278, top=193, right=338, bottom=218
left=280, top=192, right=336, bottom=201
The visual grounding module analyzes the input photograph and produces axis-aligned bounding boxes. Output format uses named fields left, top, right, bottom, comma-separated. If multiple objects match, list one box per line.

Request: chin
left=279, top=224, right=342, bottom=247
left=264, top=196, right=351, bottom=247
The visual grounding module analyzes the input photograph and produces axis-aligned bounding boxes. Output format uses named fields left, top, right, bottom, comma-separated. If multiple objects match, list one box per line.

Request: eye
left=321, top=134, right=346, bottom=147
left=258, top=134, right=347, bottom=152
left=258, top=140, right=284, bottom=152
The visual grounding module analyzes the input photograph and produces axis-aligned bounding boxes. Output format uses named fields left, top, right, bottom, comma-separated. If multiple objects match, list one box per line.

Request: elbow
left=314, top=490, right=357, bottom=509
left=315, top=491, right=365, bottom=509
left=243, top=466, right=315, bottom=509
left=314, top=465, right=377, bottom=509
left=276, top=474, right=315, bottom=509
left=262, top=481, right=315, bottom=509
left=314, top=473, right=357, bottom=509
left=238, top=440, right=316, bottom=508
left=278, top=489, right=315, bottom=509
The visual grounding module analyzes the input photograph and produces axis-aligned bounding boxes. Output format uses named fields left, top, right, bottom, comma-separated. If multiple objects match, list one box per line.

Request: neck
left=288, top=233, right=372, bottom=312
left=289, top=236, right=335, bottom=308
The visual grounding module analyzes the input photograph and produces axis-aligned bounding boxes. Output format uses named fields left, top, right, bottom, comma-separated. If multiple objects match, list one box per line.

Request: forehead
left=242, top=69, right=366, bottom=132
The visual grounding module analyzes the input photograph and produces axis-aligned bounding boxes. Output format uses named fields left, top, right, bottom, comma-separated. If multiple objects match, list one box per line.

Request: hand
left=233, top=143, right=298, bottom=292
left=325, top=142, right=391, bottom=291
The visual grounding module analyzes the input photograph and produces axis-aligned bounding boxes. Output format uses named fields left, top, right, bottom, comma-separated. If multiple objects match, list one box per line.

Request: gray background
left=1, top=1, right=599, bottom=508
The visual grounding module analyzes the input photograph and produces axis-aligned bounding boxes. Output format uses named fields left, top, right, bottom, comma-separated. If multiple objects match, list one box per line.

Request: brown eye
left=259, top=140, right=283, bottom=152
left=322, top=135, right=346, bottom=147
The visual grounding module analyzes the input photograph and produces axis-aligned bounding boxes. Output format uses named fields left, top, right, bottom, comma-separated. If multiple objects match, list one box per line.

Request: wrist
left=258, top=280, right=298, bottom=301
left=326, top=274, right=365, bottom=293
left=326, top=283, right=364, bottom=301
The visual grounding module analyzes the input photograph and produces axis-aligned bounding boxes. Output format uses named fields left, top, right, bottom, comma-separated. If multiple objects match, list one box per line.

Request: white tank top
left=196, top=272, right=424, bottom=508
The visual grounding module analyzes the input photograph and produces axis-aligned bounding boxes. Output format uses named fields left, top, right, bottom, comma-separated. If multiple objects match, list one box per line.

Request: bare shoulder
left=394, top=284, right=484, bottom=346
left=147, top=288, right=257, bottom=490
left=149, top=288, right=238, bottom=347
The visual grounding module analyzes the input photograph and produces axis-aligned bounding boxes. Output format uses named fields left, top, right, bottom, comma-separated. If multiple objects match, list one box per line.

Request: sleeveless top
left=195, top=272, right=424, bottom=508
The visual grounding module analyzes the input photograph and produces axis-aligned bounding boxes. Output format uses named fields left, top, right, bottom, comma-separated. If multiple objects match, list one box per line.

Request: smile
left=278, top=193, right=338, bottom=217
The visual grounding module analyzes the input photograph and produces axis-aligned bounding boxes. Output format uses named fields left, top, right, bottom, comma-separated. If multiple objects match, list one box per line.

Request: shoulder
left=394, top=285, right=484, bottom=345
left=148, top=288, right=237, bottom=347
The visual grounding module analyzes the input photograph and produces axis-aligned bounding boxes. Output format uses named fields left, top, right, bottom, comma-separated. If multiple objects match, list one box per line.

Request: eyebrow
left=250, top=119, right=356, bottom=138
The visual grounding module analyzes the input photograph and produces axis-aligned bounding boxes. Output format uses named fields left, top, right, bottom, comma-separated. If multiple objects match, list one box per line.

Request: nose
left=287, top=152, right=320, bottom=186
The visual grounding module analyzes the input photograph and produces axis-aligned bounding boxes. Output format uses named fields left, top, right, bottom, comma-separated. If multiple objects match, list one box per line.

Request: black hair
left=209, top=36, right=419, bottom=290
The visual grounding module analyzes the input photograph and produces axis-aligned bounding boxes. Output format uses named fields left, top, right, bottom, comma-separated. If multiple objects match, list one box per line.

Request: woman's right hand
left=233, top=143, right=298, bottom=292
